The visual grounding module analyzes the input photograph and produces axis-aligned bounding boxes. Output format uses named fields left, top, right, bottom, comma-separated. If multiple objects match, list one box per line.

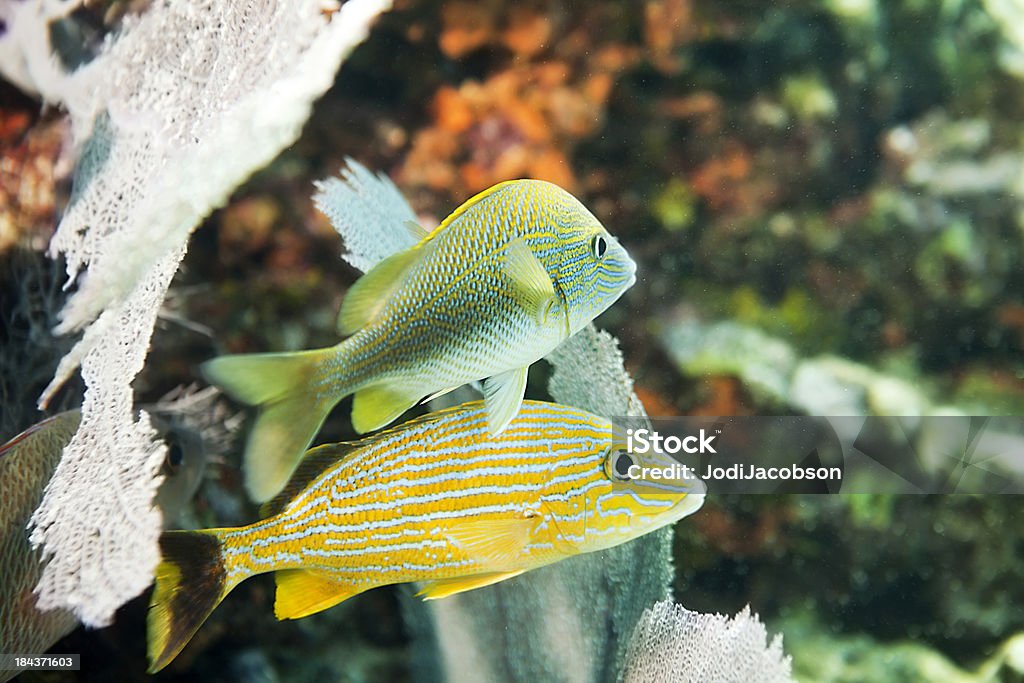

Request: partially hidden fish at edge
left=202, top=179, right=637, bottom=501
left=0, top=411, right=206, bottom=683
left=146, top=400, right=705, bottom=672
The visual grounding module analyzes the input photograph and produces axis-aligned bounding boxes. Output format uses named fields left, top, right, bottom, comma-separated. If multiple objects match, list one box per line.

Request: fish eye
left=591, top=234, right=607, bottom=259
left=607, top=449, right=635, bottom=481
left=164, top=436, right=184, bottom=474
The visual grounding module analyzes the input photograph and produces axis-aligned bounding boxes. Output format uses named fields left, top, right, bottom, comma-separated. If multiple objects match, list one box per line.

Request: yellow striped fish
left=203, top=180, right=637, bottom=501
left=146, top=400, right=703, bottom=672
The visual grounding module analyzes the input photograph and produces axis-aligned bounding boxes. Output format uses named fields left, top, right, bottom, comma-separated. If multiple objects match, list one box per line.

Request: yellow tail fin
left=146, top=530, right=231, bottom=673
left=202, top=349, right=339, bottom=502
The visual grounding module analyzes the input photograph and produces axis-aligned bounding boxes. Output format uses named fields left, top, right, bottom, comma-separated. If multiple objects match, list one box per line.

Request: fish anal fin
left=416, top=569, right=527, bottom=600
left=351, top=383, right=422, bottom=434
left=482, top=367, right=528, bottom=435
left=338, top=248, right=421, bottom=335
left=444, top=516, right=536, bottom=566
left=504, top=238, right=556, bottom=325
left=274, top=569, right=360, bottom=620
left=259, top=443, right=360, bottom=518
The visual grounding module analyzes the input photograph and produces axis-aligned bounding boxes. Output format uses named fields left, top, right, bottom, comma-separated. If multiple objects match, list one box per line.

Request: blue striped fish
left=146, top=400, right=703, bottom=672
left=203, top=180, right=637, bottom=501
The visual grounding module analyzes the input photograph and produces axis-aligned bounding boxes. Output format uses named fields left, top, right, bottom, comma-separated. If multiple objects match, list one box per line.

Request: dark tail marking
left=146, top=530, right=229, bottom=673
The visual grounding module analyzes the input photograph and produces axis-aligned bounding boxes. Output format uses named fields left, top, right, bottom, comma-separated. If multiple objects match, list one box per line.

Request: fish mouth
left=668, top=489, right=706, bottom=523
left=622, top=254, right=638, bottom=288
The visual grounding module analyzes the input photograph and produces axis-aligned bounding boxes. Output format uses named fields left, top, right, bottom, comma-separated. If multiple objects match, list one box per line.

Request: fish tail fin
left=147, top=530, right=234, bottom=673
left=202, top=349, right=343, bottom=502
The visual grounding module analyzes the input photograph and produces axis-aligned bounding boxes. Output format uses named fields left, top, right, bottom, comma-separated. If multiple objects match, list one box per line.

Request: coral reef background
left=2, top=1, right=1023, bottom=681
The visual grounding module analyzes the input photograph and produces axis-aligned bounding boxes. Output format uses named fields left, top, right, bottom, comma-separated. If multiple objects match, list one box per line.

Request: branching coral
left=8, top=0, right=391, bottom=627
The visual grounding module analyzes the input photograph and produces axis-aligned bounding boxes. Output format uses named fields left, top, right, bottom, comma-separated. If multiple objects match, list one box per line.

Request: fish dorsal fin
left=420, top=180, right=518, bottom=244
left=259, top=443, right=360, bottom=518
left=0, top=411, right=79, bottom=459
left=416, top=569, right=527, bottom=600
left=482, top=367, right=528, bottom=435
left=337, top=247, right=422, bottom=335
left=443, top=515, right=537, bottom=566
left=274, top=569, right=360, bottom=619
left=504, top=238, right=556, bottom=325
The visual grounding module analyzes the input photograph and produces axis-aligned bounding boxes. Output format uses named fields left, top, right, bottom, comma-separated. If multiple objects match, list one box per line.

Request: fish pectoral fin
left=504, top=238, right=556, bottom=325
left=416, top=569, right=527, bottom=600
left=351, top=383, right=422, bottom=433
left=482, top=367, right=528, bottom=435
left=274, top=569, right=360, bottom=620
left=444, top=516, right=536, bottom=566
left=404, top=220, right=429, bottom=241
left=338, top=247, right=421, bottom=335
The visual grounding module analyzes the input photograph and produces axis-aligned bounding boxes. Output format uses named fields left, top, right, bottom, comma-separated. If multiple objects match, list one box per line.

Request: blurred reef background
left=2, top=1, right=1024, bottom=681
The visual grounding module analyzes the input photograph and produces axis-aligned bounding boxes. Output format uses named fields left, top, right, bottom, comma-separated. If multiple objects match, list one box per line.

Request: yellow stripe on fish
left=146, top=400, right=703, bottom=672
left=203, top=179, right=637, bottom=501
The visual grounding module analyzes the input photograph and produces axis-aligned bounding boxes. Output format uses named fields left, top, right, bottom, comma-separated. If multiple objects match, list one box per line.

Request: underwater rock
left=983, top=0, right=1024, bottom=77
left=659, top=319, right=796, bottom=404
left=783, top=612, right=1024, bottom=683
left=659, top=317, right=941, bottom=418
left=788, top=358, right=870, bottom=416
left=789, top=356, right=929, bottom=417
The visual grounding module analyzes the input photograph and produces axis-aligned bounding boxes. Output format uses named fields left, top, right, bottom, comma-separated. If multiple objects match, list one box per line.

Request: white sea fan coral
left=314, top=159, right=422, bottom=273
left=547, top=324, right=650, bottom=422
left=23, top=0, right=391, bottom=627
left=0, top=0, right=79, bottom=99
left=621, top=601, right=793, bottom=683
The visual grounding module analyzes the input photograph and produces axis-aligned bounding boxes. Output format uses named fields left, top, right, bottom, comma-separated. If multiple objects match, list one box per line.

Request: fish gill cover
left=3, top=0, right=392, bottom=627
